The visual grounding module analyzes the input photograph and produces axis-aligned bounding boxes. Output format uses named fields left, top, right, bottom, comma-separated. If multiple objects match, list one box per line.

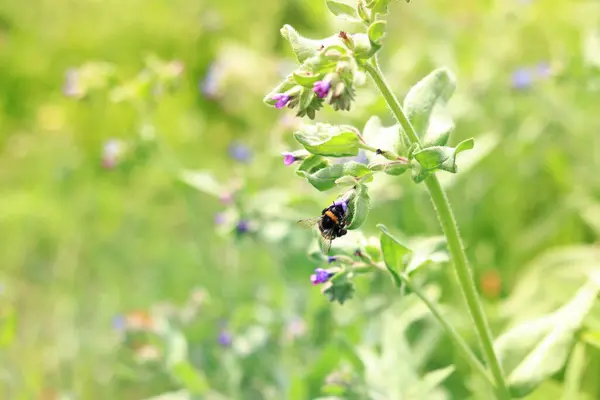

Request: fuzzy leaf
left=422, top=108, right=455, bottom=147
left=293, top=70, right=323, bottom=87
left=378, top=224, right=412, bottom=286
left=345, top=184, right=370, bottom=230
left=263, top=76, right=297, bottom=106
left=324, top=276, right=355, bottom=305
left=404, top=68, right=457, bottom=137
left=280, top=25, right=343, bottom=64
left=405, top=236, right=448, bottom=274
left=296, top=155, right=330, bottom=176
left=494, top=279, right=600, bottom=397
left=368, top=21, right=387, bottom=44
left=368, top=0, right=392, bottom=15
left=413, top=138, right=474, bottom=173
left=362, top=116, right=405, bottom=162
left=294, top=124, right=360, bottom=157
left=326, top=1, right=360, bottom=22
left=298, top=162, right=371, bottom=191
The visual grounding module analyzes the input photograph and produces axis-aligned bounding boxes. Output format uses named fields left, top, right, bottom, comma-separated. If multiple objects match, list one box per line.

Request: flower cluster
left=264, top=29, right=371, bottom=119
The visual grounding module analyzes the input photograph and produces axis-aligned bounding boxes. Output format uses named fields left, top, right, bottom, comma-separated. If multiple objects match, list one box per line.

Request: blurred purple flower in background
left=236, top=220, right=250, bottom=234
left=511, top=68, right=533, bottom=89
left=112, top=315, right=127, bottom=331
left=511, top=62, right=553, bottom=90
left=228, top=142, right=252, bottom=163
left=214, top=212, right=226, bottom=226
left=200, top=62, right=222, bottom=99
left=218, top=329, right=233, bottom=347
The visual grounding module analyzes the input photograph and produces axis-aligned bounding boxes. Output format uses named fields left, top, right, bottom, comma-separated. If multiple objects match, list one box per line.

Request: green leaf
left=384, top=162, right=410, bottom=176
left=280, top=25, right=343, bottom=64
left=171, top=362, right=209, bottom=395
left=0, top=304, right=16, bottom=348
left=298, top=162, right=371, bottom=191
left=405, top=236, right=448, bottom=274
left=368, top=21, right=387, bottom=44
left=404, top=68, right=457, bottom=137
left=323, top=277, right=355, bottom=305
left=378, top=224, right=412, bottom=286
left=581, top=330, right=600, bottom=349
left=422, top=108, right=454, bottom=147
left=367, top=0, right=392, bottom=15
left=562, top=341, right=586, bottom=400
left=413, top=138, right=474, bottom=173
left=179, top=170, right=223, bottom=198
left=296, top=155, right=330, bottom=175
left=294, top=124, right=360, bottom=157
left=494, top=280, right=600, bottom=398
left=326, top=1, right=360, bottom=22
left=263, top=76, right=297, bottom=106
left=361, top=116, right=404, bottom=162
left=293, top=70, right=323, bottom=87
left=299, top=87, right=315, bottom=110
left=345, top=184, right=370, bottom=230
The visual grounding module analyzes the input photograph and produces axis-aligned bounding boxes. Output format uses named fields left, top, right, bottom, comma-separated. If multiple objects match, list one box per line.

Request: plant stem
left=365, top=58, right=512, bottom=399
left=400, top=274, right=494, bottom=388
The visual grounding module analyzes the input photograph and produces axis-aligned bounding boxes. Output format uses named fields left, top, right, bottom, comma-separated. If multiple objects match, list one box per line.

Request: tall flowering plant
left=262, top=1, right=600, bottom=399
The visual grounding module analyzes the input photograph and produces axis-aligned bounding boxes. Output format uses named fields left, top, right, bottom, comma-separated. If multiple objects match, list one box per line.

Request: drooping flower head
left=313, top=80, right=331, bottom=99
left=272, top=93, right=291, bottom=109
left=282, top=151, right=297, bottom=166
left=311, top=268, right=333, bottom=285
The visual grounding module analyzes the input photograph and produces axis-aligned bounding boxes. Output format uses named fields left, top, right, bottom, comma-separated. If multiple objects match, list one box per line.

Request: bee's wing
left=297, top=217, right=321, bottom=228
left=319, top=235, right=333, bottom=254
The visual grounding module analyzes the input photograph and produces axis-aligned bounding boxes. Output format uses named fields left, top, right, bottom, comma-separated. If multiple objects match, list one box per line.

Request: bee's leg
left=340, top=229, right=347, bottom=236
left=321, top=208, right=328, bottom=215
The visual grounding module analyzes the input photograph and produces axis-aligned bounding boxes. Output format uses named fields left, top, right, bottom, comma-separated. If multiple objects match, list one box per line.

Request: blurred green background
left=2, top=0, right=600, bottom=398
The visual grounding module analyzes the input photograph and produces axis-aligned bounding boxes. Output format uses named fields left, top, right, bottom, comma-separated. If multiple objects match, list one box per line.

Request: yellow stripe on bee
left=325, top=210, right=338, bottom=224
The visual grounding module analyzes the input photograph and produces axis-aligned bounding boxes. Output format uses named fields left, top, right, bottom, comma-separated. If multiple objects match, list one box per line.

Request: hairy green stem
left=400, top=275, right=493, bottom=387
left=365, top=59, right=511, bottom=399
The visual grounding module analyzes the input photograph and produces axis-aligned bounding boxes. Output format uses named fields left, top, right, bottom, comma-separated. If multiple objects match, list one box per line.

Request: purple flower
left=511, top=68, right=533, bottom=89
left=310, top=268, right=332, bottom=285
left=228, top=142, right=252, bottom=163
left=218, top=330, right=233, bottom=347
left=282, top=151, right=297, bottom=166
left=313, top=80, right=331, bottom=98
left=333, top=199, right=348, bottom=214
left=535, top=62, right=551, bottom=79
left=327, top=256, right=337, bottom=264
left=112, top=315, right=127, bottom=331
left=272, top=93, right=291, bottom=109
left=214, top=212, right=226, bottom=225
left=200, top=63, right=221, bottom=99
left=236, top=220, right=250, bottom=234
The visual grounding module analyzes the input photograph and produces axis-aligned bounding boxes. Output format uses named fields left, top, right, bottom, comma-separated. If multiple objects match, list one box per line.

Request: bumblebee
left=298, top=201, right=348, bottom=253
